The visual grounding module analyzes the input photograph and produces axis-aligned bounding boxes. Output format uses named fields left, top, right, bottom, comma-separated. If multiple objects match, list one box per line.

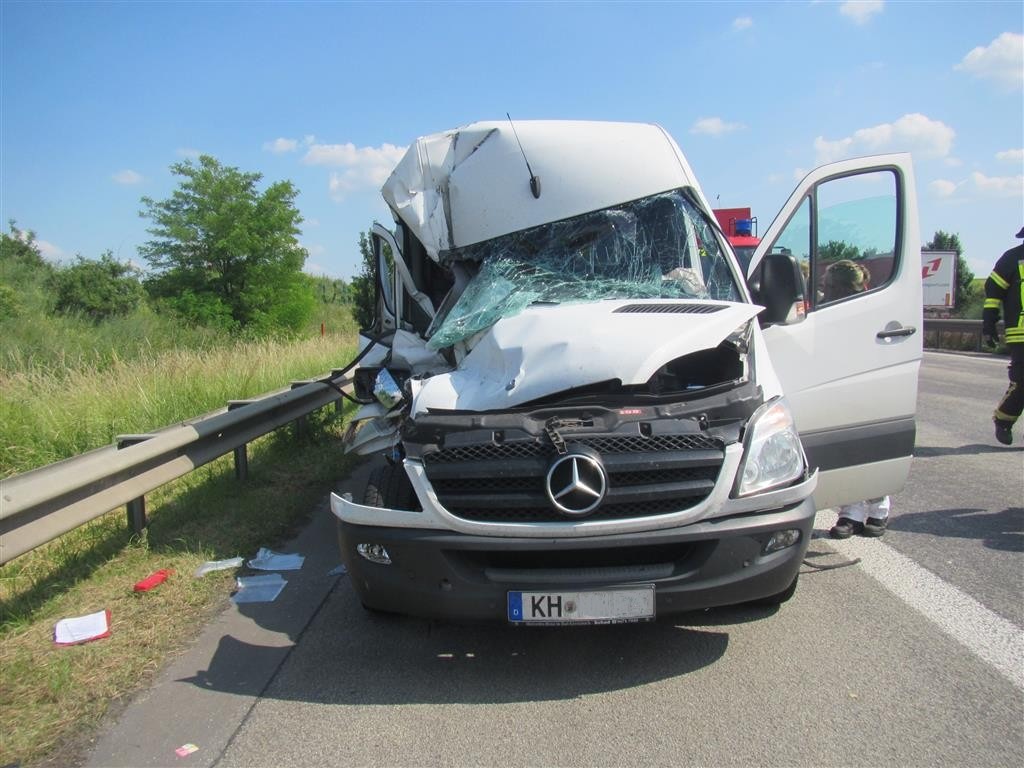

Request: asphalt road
left=85, top=351, right=1024, bottom=768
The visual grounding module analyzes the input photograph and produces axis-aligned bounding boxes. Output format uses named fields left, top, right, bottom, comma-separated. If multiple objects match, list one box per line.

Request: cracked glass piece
left=426, top=190, right=741, bottom=350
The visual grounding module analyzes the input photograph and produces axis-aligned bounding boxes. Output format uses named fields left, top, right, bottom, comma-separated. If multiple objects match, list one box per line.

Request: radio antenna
left=506, top=112, right=541, bottom=199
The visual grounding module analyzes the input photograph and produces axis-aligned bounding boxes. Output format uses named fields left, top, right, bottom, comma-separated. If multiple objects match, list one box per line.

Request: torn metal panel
left=389, top=329, right=450, bottom=374
left=382, top=121, right=706, bottom=261
left=426, top=190, right=741, bottom=349
left=411, top=300, right=762, bottom=414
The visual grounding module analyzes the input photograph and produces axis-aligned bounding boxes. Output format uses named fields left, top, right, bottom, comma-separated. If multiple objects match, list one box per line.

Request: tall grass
left=0, top=326, right=359, bottom=476
left=0, top=299, right=363, bottom=762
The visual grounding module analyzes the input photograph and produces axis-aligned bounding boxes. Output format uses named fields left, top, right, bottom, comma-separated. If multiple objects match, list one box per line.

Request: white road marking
left=814, top=509, right=1024, bottom=691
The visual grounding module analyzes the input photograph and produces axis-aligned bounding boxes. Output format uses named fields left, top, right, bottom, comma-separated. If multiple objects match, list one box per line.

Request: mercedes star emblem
left=545, top=453, right=608, bottom=517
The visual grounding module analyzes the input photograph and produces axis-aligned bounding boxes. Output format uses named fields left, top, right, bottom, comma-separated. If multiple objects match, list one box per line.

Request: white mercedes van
left=331, top=120, right=921, bottom=624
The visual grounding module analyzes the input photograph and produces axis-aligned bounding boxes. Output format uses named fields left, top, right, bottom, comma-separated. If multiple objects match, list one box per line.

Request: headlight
left=735, top=398, right=805, bottom=497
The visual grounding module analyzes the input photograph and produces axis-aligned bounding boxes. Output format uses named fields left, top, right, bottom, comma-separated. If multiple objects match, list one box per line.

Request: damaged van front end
left=331, top=120, right=820, bottom=623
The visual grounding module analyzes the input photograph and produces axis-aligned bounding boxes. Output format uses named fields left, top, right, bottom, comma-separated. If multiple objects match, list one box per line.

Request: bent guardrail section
left=0, top=375, right=352, bottom=565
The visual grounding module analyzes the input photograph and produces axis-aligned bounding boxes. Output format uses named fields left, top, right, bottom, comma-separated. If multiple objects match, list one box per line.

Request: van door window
left=814, top=170, right=898, bottom=307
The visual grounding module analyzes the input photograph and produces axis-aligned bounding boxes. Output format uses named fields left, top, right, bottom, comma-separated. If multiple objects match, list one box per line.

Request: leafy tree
left=139, top=155, right=313, bottom=334
left=818, top=240, right=862, bottom=263
left=1, top=221, right=57, bottom=319
left=1, top=221, right=53, bottom=274
left=49, top=252, right=145, bottom=320
left=925, top=230, right=974, bottom=314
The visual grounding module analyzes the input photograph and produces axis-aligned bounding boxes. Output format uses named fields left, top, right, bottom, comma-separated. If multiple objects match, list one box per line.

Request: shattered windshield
left=426, top=189, right=742, bottom=349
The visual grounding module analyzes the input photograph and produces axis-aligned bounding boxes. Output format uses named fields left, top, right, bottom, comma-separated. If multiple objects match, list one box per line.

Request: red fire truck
left=713, top=207, right=759, bottom=271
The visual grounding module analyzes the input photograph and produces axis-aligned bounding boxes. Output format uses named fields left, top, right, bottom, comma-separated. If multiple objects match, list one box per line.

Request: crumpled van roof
left=381, top=120, right=707, bottom=262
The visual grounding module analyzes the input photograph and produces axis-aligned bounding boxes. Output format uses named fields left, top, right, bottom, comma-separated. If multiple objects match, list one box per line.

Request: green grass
left=0, top=310, right=359, bottom=476
left=0, top=415, right=362, bottom=764
left=0, top=297, right=366, bottom=764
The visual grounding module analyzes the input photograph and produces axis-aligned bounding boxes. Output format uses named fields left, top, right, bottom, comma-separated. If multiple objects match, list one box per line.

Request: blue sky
left=2, top=1, right=1022, bottom=281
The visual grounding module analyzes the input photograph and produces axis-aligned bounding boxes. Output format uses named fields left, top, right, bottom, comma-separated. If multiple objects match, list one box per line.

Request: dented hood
left=411, top=300, right=761, bottom=413
left=382, top=120, right=705, bottom=261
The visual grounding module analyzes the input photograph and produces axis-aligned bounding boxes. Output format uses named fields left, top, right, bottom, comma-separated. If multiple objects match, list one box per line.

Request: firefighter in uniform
left=983, top=226, right=1024, bottom=445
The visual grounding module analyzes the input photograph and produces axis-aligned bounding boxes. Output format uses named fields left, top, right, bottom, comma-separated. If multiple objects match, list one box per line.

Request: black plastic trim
left=801, top=417, right=915, bottom=471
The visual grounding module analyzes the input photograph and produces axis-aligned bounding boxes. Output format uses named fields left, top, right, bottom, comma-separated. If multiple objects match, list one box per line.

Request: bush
left=49, top=253, right=145, bottom=320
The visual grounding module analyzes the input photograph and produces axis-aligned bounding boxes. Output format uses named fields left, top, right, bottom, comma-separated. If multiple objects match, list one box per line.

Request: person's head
left=822, top=259, right=869, bottom=301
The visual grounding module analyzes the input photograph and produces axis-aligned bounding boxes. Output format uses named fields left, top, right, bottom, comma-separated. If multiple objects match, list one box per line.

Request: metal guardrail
left=0, top=373, right=353, bottom=565
left=923, top=318, right=1004, bottom=353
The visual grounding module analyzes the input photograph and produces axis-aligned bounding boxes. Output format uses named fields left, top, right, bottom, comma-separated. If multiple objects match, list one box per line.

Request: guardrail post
left=116, top=435, right=156, bottom=534
left=290, top=382, right=311, bottom=437
left=227, top=401, right=256, bottom=481
left=331, top=369, right=348, bottom=413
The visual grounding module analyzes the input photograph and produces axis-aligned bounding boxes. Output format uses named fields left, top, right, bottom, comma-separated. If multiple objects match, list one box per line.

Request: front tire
left=363, top=463, right=420, bottom=510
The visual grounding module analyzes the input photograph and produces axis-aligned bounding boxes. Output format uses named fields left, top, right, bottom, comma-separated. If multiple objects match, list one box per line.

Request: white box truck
left=331, top=120, right=921, bottom=624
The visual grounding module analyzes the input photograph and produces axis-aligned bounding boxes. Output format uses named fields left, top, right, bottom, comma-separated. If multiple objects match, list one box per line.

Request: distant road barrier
left=0, top=373, right=353, bottom=565
left=923, top=318, right=1004, bottom=353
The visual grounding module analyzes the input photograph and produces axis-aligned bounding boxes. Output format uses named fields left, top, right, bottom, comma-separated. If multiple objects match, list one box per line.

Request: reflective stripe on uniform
left=990, top=270, right=1010, bottom=289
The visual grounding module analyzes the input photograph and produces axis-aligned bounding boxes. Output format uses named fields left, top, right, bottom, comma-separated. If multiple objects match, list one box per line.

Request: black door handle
left=877, top=326, right=917, bottom=339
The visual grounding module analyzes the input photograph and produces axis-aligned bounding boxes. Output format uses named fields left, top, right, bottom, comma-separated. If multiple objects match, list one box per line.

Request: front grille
left=424, top=433, right=721, bottom=464
left=422, top=433, right=725, bottom=523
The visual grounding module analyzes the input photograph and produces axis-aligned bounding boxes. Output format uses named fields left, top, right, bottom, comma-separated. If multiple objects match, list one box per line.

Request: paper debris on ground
left=175, top=743, right=199, bottom=757
left=327, top=564, right=347, bottom=576
left=134, top=568, right=174, bottom=592
left=248, top=547, right=304, bottom=571
left=54, top=609, right=111, bottom=645
left=232, top=574, right=287, bottom=604
left=194, top=557, right=244, bottom=578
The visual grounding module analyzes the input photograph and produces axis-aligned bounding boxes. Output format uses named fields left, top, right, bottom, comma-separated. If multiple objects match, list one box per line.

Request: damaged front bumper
left=329, top=462, right=816, bottom=620
left=334, top=491, right=816, bottom=621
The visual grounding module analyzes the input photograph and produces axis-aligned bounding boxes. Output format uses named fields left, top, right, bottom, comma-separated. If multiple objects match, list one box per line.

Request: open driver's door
left=748, top=153, right=922, bottom=510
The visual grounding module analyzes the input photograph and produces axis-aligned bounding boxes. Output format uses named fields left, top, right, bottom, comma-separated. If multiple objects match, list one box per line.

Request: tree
left=49, top=252, right=145, bottom=320
left=139, top=155, right=314, bottom=334
left=925, top=230, right=974, bottom=314
left=1, top=221, right=53, bottom=274
left=818, top=240, right=862, bottom=263
left=1, top=221, right=56, bottom=319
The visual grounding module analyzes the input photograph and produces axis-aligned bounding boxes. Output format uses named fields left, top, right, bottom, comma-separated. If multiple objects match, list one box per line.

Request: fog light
left=764, top=529, right=801, bottom=553
left=356, top=543, right=392, bottom=565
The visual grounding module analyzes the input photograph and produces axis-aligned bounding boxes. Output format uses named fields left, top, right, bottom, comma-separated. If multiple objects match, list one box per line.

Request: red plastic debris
left=134, top=569, right=174, bottom=592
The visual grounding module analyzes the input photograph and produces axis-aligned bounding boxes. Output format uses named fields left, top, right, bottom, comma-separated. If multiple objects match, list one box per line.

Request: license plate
left=507, top=585, right=655, bottom=625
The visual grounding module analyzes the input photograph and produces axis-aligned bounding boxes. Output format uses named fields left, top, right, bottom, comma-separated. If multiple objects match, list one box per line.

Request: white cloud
left=302, top=242, right=326, bottom=257
left=971, top=171, right=1024, bottom=197
left=814, top=113, right=955, bottom=164
left=304, top=217, right=320, bottom=227
left=304, top=135, right=317, bottom=146
left=690, top=117, right=744, bottom=137
left=112, top=169, right=143, bottom=185
left=930, top=179, right=958, bottom=197
left=839, top=1, right=884, bottom=25
left=944, top=157, right=963, bottom=167
left=732, top=17, right=753, bottom=31
left=996, top=148, right=1024, bottom=164
left=176, top=147, right=201, bottom=159
left=304, top=141, right=407, bottom=197
left=793, top=167, right=808, bottom=182
left=37, top=240, right=65, bottom=260
left=955, top=32, right=1024, bottom=89
left=263, top=137, right=299, bottom=154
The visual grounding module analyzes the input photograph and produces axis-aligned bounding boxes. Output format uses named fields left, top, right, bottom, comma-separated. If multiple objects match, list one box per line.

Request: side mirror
left=748, top=252, right=807, bottom=327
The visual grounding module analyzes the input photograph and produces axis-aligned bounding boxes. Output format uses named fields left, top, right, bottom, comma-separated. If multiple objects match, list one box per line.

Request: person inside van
left=821, top=258, right=869, bottom=302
